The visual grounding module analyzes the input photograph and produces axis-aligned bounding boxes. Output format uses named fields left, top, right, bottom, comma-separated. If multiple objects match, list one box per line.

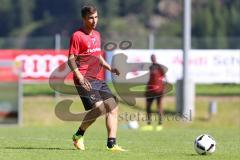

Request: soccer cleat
left=140, top=125, right=154, bottom=131
left=72, top=134, right=85, bottom=150
left=107, top=145, right=127, bottom=152
left=155, top=125, right=163, bottom=131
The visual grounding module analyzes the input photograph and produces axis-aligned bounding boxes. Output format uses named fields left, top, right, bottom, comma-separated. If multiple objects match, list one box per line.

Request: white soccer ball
left=128, top=120, right=139, bottom=129
left=194, top=134, right=216, bottom=155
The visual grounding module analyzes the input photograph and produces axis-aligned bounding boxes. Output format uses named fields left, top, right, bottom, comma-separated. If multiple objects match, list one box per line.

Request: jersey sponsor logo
left=87, top=47, right=101, bottom=53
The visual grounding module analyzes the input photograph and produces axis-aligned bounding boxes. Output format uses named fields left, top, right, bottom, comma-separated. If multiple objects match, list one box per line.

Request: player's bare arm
left=99, top=55, right=120, bottom=76
left=68, top=53, right=92, bottom=91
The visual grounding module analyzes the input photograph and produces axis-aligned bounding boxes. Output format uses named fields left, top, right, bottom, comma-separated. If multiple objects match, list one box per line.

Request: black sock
left=107, top=138, right=116, bottom=148
left=75, top=128, right=85, bottom=136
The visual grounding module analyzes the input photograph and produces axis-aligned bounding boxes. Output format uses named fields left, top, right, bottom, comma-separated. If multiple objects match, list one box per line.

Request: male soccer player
left=141, top=54, right=165, bottom=131
left=68, top=4, right=125, bottom=151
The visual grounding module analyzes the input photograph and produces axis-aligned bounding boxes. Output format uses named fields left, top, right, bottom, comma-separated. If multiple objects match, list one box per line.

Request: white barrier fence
left=107, top=49, right=240, bottom=84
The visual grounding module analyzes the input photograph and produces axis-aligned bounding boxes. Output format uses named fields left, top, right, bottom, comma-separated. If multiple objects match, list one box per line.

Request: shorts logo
left=90, top=94, right=96, bottom=100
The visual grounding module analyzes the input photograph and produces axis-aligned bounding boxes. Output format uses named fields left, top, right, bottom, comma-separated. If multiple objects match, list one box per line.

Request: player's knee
left=109, top=105, right=118, bottom=115
left=93, top=100, right=109, bottom=118
left=104, top=98, right=118, bottom=115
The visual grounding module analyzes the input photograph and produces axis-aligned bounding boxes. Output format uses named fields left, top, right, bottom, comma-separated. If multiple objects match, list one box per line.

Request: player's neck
left=82, top=25, right=94, bottom=35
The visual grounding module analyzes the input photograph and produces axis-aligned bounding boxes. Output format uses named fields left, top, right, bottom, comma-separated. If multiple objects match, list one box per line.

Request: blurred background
left=0, top=0, right=239, bottom=159
left=0, top=0, right=240, bottom=49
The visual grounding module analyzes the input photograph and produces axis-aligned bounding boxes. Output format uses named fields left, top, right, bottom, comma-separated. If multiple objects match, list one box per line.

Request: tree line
left=0, top=0, right=239, bottom=48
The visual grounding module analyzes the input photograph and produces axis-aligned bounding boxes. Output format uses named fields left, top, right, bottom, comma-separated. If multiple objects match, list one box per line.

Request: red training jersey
left=69, top=28, right=103, bottom=81
left=147, top=63, right=165, bottom=93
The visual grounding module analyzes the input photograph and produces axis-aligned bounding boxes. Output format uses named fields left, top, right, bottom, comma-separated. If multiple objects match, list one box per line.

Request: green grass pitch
left=0, top=95, right=239, bottom=160
left=0, top=125, right=239, bottom=160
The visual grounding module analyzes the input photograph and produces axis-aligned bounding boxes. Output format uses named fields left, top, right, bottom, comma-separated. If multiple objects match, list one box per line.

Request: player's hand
left=111, top=68, right=120, bottom=76
left=79, top=77, right=92, bottom=91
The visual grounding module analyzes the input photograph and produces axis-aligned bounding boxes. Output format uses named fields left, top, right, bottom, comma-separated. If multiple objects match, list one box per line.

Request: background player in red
left=141, top=54, right=165, bottom=131
left=68, top=4, right=125, bottom=151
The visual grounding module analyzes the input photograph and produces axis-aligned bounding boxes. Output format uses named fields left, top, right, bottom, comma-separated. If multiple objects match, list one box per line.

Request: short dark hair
left=81, top=4, right=97, bottom=18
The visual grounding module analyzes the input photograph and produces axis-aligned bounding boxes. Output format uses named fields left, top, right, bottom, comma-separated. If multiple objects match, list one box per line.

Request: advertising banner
left=0, top=50, right=105, bottom=83
left=106, top=49, right=240, bottom=84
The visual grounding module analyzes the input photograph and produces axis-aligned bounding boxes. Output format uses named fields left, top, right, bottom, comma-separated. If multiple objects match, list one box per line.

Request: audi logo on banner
left=15, top=54, right=70, bottom=78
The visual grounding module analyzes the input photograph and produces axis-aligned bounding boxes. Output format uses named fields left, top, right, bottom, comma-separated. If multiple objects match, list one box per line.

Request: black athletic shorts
left=145, top=91, right=163, bottom=103
left=75, top=80, right=116, bottom=110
